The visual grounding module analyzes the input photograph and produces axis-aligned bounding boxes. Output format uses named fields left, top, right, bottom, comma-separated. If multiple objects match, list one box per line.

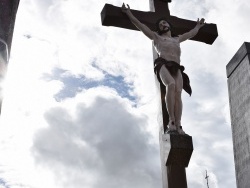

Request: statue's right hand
left=121, top=3, right=130, bottom=13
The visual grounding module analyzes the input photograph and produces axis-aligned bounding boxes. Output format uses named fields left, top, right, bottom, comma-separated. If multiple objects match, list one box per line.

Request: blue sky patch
left=43, top=68, right=136, bottom=102
left=0, top=178, right=9, bottom=188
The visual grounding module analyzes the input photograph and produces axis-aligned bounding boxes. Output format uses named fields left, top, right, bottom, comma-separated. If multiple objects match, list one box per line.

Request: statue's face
left=159, top=20, right=170, bottom=31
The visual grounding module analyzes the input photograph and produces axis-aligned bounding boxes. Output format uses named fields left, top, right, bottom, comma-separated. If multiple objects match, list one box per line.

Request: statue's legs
left=159, top=66, right=176, bottom=130
left=174, top=71, right=185, bottom=134
left=159, top=66, right=184, bottom=133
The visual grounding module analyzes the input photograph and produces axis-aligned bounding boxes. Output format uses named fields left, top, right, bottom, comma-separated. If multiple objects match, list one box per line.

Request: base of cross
left=166, top=129, right=186, bottom=135
left=160, top=130, right=193, bottom=188
left=166, top=125, right=187, bottom=135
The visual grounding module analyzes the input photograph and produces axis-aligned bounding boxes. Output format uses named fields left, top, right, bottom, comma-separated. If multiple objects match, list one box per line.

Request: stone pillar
left=226, top=42, right=250, bottom=188
left=0, top=0, right=20, bottom=113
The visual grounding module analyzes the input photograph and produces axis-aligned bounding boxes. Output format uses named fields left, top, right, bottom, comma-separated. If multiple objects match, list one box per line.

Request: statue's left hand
left=197, top=18, right=205, bottom=28
left=121, top=3, right=130, bottom=13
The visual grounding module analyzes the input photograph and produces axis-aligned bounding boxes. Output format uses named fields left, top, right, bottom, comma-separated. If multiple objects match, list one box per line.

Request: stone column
left=226, top=42, right=250, bottom=188
left=0, top=0, right=20, bottom=113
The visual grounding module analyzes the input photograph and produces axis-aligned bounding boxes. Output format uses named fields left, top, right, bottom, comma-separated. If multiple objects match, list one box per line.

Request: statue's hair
left=155, top=17, right=174, bottom=36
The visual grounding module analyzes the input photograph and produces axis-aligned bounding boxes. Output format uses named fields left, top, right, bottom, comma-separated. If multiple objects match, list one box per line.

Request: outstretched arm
left=122, top=3, right=155, bottom=40
left=178, top=18, right=205, bottom=42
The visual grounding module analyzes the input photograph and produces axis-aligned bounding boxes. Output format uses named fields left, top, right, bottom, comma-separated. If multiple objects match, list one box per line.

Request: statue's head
left=156, top=18, right=173, bottom=35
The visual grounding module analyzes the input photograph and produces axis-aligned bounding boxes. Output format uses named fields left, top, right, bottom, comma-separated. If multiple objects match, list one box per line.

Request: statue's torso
left=153, top=34, right=181, bottom=64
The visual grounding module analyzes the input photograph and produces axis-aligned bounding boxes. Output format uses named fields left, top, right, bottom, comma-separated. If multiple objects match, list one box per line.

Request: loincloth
left=154, top=57, right=192, bottom=96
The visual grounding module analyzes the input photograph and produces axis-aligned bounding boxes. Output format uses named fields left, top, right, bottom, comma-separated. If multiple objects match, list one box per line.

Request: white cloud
left=32, top=89, right=161, bottom=188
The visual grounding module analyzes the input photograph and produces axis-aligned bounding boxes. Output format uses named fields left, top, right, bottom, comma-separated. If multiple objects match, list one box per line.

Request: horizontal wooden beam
left=101, top=4, right=156, bottom=31
left=101, top=4, right=218, bottom=44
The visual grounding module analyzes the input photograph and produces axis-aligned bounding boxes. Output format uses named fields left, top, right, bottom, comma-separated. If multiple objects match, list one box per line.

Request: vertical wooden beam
left=150, top=0, right=170, bottom=17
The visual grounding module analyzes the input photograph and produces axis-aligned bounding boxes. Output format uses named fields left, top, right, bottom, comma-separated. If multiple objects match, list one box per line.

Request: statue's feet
left=177, top=126, right=186, bottom=135
left=166, top=121, right=178, bottom=134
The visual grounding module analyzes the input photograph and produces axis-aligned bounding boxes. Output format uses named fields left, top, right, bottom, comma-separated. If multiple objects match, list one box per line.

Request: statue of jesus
left=122, top=3, right=205, bottom=134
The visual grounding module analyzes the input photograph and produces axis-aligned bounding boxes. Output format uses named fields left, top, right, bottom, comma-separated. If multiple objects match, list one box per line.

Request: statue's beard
left=158, top=27, right=170, bottom=35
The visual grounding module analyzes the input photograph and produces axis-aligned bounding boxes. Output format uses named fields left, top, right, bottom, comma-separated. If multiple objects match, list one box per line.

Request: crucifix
left=101, top=0, right=217, bottom=187
left=0, top=0, right=20, bottom=114
left=101, top=0, right=217, bottom=132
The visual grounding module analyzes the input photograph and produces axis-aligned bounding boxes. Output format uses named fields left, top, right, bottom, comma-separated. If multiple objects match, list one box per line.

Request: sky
left=0, top=0, right=249, bottom=187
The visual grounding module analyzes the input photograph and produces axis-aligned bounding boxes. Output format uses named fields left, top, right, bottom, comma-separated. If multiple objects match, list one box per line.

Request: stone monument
left=101, top=0, right=218, bottom=187
left=226, top=42, right=250, bottom=188
left=0, top=0, right=20, bottom=114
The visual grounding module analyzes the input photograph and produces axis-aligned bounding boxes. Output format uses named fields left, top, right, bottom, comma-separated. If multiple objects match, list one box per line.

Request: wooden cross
left=101, top=0, right=218, bottom=132
left=101, top=1, right=217, bottom=187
